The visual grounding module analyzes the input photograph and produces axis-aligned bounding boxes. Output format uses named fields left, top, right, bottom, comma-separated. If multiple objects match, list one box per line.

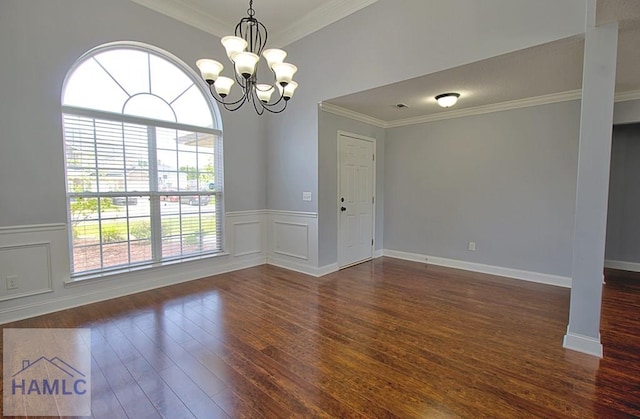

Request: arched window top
left=63, top=45, right=219, bottom=130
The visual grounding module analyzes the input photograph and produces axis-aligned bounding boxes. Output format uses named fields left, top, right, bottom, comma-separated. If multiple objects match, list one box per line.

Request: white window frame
left=61, top=42, right=224, bottom=279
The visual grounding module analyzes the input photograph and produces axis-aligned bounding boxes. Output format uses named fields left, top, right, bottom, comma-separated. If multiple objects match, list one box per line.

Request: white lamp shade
left=221, top=36, right=248, bottom=60
left=196, top=59, right=223, bottom=83
left=214, top=76, right=235, bottom=97
left=262, top=49, right=287, bottom=69
left=273, top=63, right=297, bottom=86
left=280, top=81, right=298, bottom=100
left=255, top=84, right=275, bottom=102
left=234, top=52, right=259, bottom=78
left=435, top=93, right=460, bottom=108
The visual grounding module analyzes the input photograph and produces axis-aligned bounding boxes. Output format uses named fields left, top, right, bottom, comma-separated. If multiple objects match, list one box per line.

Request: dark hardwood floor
left=2, top=257, right=640, bottom=418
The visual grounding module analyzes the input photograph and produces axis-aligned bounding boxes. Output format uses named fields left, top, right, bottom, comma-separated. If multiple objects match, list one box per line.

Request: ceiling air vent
left=395, top=103, right=410, bottom=109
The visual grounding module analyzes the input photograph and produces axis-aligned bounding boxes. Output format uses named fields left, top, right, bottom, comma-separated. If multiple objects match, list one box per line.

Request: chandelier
left=196, top=0, right=298, bottom=115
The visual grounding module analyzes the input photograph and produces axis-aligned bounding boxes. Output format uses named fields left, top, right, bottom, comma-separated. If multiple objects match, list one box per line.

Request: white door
left=338, top=133, right=375, bottom=268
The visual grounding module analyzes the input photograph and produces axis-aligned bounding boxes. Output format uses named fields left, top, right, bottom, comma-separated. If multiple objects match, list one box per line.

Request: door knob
left=340, top=206, right=347, bottom=212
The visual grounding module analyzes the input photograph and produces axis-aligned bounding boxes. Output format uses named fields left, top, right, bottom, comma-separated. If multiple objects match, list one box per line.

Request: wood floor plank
left=2, top=259, right=640, bottom=417
left=90, top=356, right=128, bottom=419
left=91, top=329, right=162, bottom=419
left=157, top=365, right=228, bottom=419
left=136, top=369, right=198, bottom=419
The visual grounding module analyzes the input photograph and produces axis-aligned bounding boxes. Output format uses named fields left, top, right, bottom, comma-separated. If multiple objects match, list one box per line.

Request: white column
left=563, top=21, right=619, bottom=358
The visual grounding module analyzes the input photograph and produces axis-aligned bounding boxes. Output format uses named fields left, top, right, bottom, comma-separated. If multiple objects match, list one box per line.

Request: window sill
left=64, top=251, right=230, bottom=288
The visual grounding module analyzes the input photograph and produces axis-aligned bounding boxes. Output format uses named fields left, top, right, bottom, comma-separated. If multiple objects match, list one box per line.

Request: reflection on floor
left=1, top=259, right=639, bottom=418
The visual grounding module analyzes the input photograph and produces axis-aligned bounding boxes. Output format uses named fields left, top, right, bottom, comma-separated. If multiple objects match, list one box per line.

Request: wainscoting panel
left=0, top=211, right=328, bottom=323
left=0, top=214, right=268, bottom=324
left=274, top=222, right=309, bottom=260
left=267, top=211, right=321, bottom=276
left=234, top=221, right=262, bottom=256
left=0, top=242, right=53, bottom=301
left=0, top=224, right=69, bottom=322
left=225, top=211, right=267, bottom=260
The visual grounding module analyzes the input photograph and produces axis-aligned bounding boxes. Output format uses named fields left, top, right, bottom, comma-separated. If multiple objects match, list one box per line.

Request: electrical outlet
left=6, top=275, right=19, bottom=290
left=468, top=241, right=476, bottom=251
left=302, top=191, right=312, bottom=201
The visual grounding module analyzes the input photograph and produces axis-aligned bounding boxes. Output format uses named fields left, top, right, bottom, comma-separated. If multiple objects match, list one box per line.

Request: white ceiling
left=325, top=2, right=640, bottom=124
left=130, top=0, right=380, bottom=47
left=132, top=0, right=640, bottom=124
left=326, top=35, right=587, bottom=123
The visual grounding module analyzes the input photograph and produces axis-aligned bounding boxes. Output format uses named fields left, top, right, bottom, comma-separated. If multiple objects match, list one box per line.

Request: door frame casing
left=337, top=130, right=376, bottom=268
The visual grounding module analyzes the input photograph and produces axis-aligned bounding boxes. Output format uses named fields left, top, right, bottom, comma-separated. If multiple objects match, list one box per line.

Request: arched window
left=62, top=43, right=223, bottom=277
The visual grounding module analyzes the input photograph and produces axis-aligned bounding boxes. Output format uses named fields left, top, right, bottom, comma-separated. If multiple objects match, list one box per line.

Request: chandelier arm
left=256, top=21, right=266, bottom=55
left=255, top=95, right=288, bottom=114
left=206, top=85, right=250, bottom=107
left=258, top=101, right=288, bottom=114
left=233, top=71, right=247, bottom=87
left=235, top=18, right=267, bottom=55
left=252, top=95, right=266, bottom=116
left=205, top=88, right=230, bottom=106
left=250, top=18, right=255, bottom=53
left=235, top=21, right=244, bottom=40
left=251, top=80, right=288, bottom=110
left=223, top=92, right=250, bottom=106
left=247, top=83, right=286, bottom=114
left=236, top=19, right=255, bottom=54
left=268, top=90, right=286, bottom=106
left=222, top=93, right=249, bottom=112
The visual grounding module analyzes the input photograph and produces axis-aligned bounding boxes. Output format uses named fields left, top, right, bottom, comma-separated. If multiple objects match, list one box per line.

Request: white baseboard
left=604, top=259, right=640, bottom=272
left=382, top=249, right=572, bottom=288
left=316, top=263, right=340, bottom=276
left=374, top=249, right=384, bottom=258
left=563, top=329, right=603, bottom=358
left=268, top=257, right=338, bottom=277
left=383, top=249, right=427, bottom=263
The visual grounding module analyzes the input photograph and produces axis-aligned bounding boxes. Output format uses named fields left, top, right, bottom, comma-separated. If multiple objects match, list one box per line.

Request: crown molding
left=130, top=0, right=233, bottom=38
left=384, top=90, right=584, bottom=128
left=319, top=103, right=387, bottom=128
left=323, top=89, right=640, bottom=129
left=270, top=0, right=381, bottom=47
left=322, top=90, right=584, bottom=129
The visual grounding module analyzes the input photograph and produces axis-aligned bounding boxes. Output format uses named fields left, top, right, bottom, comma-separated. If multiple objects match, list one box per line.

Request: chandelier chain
left=248, top=0, right=255, bottom=18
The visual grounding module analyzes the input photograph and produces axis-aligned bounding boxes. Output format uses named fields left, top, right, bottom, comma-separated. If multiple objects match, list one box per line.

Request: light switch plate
left=302, top=191, right=312, bottom=201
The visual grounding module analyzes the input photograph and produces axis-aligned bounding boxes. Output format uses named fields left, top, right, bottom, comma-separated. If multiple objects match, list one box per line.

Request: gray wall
left=384, top=101, right=581, bottom=277
left=0, top=0, right=595, bottom=275
left=606, top=123, right=640, bottom=264
left=317, top=110, right=385, bottom=267
left=0, top=0, right=265, bottom=229
left=266, top=0, right=586, bottom=268
left=266, top=0, right=587, bottom=215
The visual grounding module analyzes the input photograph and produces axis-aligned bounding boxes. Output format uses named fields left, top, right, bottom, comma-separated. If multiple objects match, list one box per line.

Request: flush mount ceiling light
left=435, top=93, right=460, bottom=108
left=196, top=0, right=298, bottom=115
